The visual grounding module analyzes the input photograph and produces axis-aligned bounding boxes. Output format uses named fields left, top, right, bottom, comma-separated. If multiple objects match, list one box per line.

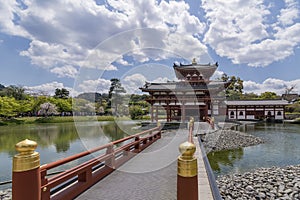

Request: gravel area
left=202, top=129, right=264, bottom=153
left=217, top=165, right=300, bottom=200
left=0, top=188, right=11, bottom=200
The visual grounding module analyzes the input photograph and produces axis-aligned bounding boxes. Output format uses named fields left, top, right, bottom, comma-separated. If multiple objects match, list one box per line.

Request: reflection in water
left=208, top=123, right=300, bottom=177
left=0, top=122, right=136, bottom=154
left=0, top=121, right=137, bottom=188
left=208, top=148, right=244, bottom=172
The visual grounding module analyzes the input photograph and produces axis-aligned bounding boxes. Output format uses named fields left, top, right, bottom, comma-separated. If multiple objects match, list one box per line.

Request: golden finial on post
left=177, top=139, right=198, bottom=199
left=188, top=117, right=194, bottom=132
left=177, top=141, right=197, bottom=177
left=157, top=121, right=161, bottom=128
left=13, top=139, right=40, bottom=172
left=12, top=139, right=41, bottom=200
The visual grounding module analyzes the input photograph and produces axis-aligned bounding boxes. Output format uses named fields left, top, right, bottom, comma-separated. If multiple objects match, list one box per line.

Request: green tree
left=73, top=98, right=95, bottom=114
left=221, top=74, right=244, bottom=100
left=1, top=85, right=27, bottom=100
left=0, top=96, right=20, bottom=117
left=241, top=92, right=259, bottom=100
left=129, top=105, right=144, bottom=120
left=0, top=84, right=5, bottom=90
left=96, top=99, right=107, bottom=115
left=31, top=96, right=48, bottom=115
left=108, top=78, right=126, bottom=100
left=259, top=92, right=278, bottom=99
left=108, top=78, right=126, bottom=116
left=50, top=97, right=72, bottom=114
left=54, top=88, right=70, bottom=99
left=18, top=97, right=35, bottom=115
left=286, top=102, right=300, bottom=113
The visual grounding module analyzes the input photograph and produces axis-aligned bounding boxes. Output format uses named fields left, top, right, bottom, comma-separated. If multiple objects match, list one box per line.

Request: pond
left=208, top=123, right=300, bottom=177
left=0, top=121, right=139, bottom=189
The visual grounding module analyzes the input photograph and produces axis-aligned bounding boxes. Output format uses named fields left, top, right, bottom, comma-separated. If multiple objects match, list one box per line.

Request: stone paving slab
left=76, top=129, right=213, bottom=200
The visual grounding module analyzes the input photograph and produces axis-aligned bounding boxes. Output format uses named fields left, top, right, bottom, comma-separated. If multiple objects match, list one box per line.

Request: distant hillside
left=76, top=92, right=108, bottom=102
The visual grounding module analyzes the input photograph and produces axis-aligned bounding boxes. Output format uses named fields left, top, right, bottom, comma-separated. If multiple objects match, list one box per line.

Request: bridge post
left=177, top=118, right=198, bottom=200
left=12, top=139, right=41, bottom=200
left=105, top=143, right=116, bottom=169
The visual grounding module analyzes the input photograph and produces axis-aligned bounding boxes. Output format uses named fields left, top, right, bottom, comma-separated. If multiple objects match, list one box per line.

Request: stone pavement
left=76, top=128, right=213, bottom=200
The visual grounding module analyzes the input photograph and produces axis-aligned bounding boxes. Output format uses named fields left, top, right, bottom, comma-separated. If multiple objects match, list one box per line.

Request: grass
left=291, top=118, right=300, bottom=124
left=0, top=115, right=143, bottom=126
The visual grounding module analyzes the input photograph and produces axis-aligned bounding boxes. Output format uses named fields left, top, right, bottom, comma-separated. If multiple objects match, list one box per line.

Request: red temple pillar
left=155, top=106, right=158, bottom=122
left=182, top=102, right=186, bottom=122
left=151, top=104, right=154, bottom=122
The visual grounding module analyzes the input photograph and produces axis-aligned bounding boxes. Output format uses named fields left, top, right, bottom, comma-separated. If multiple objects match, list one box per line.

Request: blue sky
left=0, top=0, right=300, bottom=96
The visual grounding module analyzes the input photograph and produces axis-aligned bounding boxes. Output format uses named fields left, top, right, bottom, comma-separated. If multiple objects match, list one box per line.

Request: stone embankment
left=202, top=129, right=264, bottom=153
left=217, top=165, right=300, bottom=200
left=0, top=188, right=11, bottom=200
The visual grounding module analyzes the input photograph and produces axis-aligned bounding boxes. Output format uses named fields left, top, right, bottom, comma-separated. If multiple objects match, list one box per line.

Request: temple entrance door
left=199, top=106, right=208, bottom=121
left=185, top=106, right=201, bottom=121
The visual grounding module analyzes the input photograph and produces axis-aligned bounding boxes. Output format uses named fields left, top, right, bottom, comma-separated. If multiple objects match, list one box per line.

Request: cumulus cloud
left=211, top=70, right=224, bottom=80
left=244, top=78, right=300, bottom=95
left=78, top=78, right=111, bottom=94
left=122, top=73, right=147, bottom=94
left=1, top=0, right=299, bottom=90
left=50, top=65, right=78, bottom=78
left=121, top=73, right=174, bottom=94
left=202, top=0, right=300, bottom=67
left=25, top=81, right=73, bottom=96
left=0, top=0, right=208, bottom=78
left=278, top=0, right=299, bottom=26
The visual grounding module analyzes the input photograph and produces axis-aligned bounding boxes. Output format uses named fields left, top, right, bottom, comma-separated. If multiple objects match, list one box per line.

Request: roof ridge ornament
left=192, top=58, right=197, bottom=65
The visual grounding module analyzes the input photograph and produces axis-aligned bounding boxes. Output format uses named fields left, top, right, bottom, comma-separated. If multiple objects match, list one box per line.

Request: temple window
left=230, top=111, right=234, bottom=118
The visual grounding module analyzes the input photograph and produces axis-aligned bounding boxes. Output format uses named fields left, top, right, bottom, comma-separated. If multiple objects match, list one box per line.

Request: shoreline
left=202, top=127, right=264, bottom=154
left=0, top=116, right=142, bottom=126
left=204, top=122, right=300, bottom=199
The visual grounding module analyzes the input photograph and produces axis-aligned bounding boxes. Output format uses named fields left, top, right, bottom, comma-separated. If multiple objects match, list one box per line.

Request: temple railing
left=12, top=126, right=161, bottom=200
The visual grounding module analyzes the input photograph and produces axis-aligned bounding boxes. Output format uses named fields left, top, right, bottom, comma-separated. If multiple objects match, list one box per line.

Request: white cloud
left=211, top=70, right=224, bottom=80
left=0, top=0, right=208, bottom=78
left=122, top=73, right=147, bottom=94
left=278, top=0, right=299, bottom=26
left=244, top=78, right=300, bottom=95
left=25, top=81, right=73, bottom=96
left=202, top=0, right=300, bottom=67
left=78, top=78, right=111, bottom=94
left=121, top=73, right=174, bottom=94
left=50, top=65, right=78, bottom=78
left=116, top=57, right=132, bottom=66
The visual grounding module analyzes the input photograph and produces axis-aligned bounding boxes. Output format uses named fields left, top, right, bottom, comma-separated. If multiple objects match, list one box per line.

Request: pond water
left=2, top=122, right=299, bottom=189
left=0, top=121, right=139, bottom=189
left=208, top=123, right=300, bottom=177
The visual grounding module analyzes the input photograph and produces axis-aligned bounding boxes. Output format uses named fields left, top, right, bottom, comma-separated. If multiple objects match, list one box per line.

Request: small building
left=226, top=100, right=289, bottom=121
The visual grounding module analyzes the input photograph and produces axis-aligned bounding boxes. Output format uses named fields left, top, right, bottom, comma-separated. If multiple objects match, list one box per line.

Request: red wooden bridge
left=11, top=121, right=220, bottom=200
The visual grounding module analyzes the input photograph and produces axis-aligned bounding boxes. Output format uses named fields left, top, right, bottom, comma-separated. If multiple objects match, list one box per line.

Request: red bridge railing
left=12, top=126, right=161, bottom=200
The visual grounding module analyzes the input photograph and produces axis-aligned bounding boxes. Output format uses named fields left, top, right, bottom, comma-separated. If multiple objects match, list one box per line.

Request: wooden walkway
left=76, top=128, right=213, bottom=200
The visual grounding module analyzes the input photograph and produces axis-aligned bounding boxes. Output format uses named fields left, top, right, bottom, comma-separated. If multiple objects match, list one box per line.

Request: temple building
left=140, top=59, right=228, bottom=122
